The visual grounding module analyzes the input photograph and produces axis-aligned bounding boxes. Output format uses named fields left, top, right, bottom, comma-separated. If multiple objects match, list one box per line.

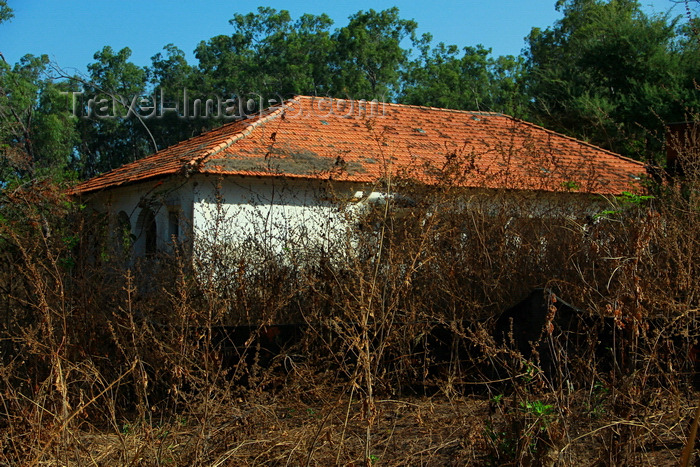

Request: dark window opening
left=168, top=210, right=179, bottom=241
left=137, top=207, right=157, bottom=256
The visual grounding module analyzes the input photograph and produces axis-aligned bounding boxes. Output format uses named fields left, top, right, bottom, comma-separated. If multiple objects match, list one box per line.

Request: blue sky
left=0, top=0, right=685, bottom=75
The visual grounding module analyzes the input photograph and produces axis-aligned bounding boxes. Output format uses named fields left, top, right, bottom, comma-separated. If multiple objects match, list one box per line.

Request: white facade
left=190, top=176, right=360, bottom=264
left=87, top=174, right=612, bottom=265
left=88, top=177, right=194, bottom=258
left=88, top=175, right=366, bottom=263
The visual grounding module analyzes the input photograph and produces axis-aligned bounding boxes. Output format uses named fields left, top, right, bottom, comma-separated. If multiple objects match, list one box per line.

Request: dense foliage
left=526, top=0, right=700, bottom=160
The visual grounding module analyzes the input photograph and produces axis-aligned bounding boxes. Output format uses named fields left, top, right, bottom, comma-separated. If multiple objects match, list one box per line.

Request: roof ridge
left=384, top=101, right=506, bottom=117
left=292, top=94, right=507, bottom=118
left=70, top=102, right=292, bottom=193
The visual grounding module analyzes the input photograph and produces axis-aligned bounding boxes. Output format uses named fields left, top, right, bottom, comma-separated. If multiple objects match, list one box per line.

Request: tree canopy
left=399, top=37, right=528, bottom=117
left=0, top=54, right=79, bottom=181
left=526, top=0, right=699, bottom=160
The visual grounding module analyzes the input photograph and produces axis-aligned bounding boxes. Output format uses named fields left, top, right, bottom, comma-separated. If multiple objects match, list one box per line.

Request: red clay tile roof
left=73, top=95, right=645, bottom=195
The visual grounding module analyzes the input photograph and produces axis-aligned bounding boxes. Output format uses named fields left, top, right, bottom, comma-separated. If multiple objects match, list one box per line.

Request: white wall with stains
left=190, top=175, right=360, bottom=265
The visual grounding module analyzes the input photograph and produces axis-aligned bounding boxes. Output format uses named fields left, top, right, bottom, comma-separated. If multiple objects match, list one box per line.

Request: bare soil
left=27, top=388, right=697, bottom=466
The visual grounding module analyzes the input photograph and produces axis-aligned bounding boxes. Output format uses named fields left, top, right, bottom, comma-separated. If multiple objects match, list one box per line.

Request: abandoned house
left=71, top=95, right=646, bottom=260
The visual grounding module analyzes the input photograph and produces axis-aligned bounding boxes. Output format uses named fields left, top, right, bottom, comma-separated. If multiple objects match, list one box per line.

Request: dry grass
left=0, top=138, right=699, bottom=465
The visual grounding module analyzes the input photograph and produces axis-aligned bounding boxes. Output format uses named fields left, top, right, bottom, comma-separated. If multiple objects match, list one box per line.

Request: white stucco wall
left=190, top=175, right=361, bottom=265
left=84, top=173, right=613, bottom=266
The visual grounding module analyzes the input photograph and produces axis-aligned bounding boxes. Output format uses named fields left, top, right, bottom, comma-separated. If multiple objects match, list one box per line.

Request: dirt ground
left=29, top=386, right=695, bottom=466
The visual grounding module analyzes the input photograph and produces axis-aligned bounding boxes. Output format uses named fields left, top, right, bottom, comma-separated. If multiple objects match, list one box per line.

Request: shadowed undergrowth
left=0, top=147, right=699, bottom=465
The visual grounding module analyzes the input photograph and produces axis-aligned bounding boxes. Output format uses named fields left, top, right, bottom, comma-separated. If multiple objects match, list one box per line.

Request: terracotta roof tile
left=72, top=96, right=645, bottom=195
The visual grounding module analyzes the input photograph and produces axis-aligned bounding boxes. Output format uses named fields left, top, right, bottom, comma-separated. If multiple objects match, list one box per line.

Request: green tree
left=77, top=46, right=153, bottom=177
left=525, top=0, right=697, bottom=160
left=0, top=54, right=78, bottom=182
left=0, top=0, right=11, bottom=26
left=259, top=12, right=335, bottom=95
left=148, top=44, right=205, bottom=149
left=399, top=34, right=528, bottom=116
left=330, top=7, right=417, bottom=99
left=194, top=6, right=420, bottom=101
left=195, top=7, right=334, bottom=98
left=677, top=16, right=700, bottom=108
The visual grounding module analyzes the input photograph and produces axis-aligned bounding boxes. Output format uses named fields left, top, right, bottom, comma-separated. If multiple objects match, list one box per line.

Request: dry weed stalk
left=0, top=126, right=698, bottom=464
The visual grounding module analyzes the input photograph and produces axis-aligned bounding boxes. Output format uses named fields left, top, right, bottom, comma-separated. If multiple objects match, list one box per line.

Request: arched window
left=136, top=207, right=157, bottom=256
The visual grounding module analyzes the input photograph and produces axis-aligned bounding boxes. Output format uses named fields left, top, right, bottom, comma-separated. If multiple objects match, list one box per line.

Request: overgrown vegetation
left=1, top=0, right=700, bottom=464
left=0, top=134, right=698, bottom=464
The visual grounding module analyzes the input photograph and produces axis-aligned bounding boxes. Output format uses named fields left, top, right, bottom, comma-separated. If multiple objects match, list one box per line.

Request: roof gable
left=73, top=96, right=645, bottom=195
